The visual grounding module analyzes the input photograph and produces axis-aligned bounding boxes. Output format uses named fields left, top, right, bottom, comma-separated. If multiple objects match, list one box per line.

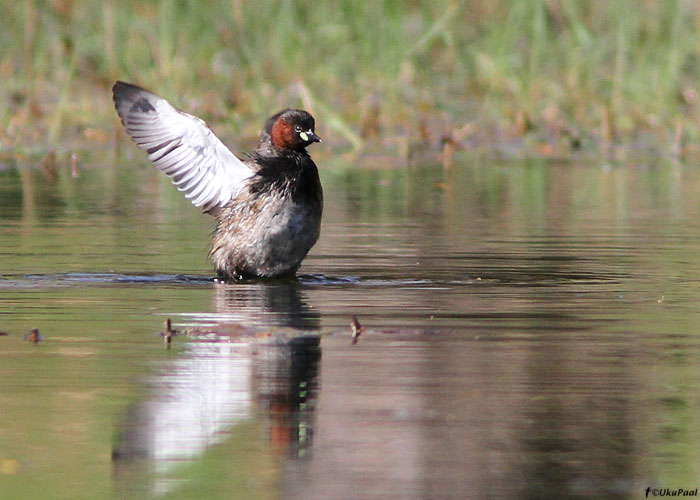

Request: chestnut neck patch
left=271, top=117, right=295, bottom=150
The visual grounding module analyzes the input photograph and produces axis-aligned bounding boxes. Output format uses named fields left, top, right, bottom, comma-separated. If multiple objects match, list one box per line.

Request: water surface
left=1, top=155, right=699, bottom=499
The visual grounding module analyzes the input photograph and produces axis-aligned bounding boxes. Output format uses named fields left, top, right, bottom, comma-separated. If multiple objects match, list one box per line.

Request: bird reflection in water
left=252, top=335, right=321, bottom=459
left=111, top=281, right=321, bottom=496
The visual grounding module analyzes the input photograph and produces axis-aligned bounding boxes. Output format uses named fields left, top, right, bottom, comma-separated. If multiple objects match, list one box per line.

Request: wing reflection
left=112, top=331, right=321, bottom=496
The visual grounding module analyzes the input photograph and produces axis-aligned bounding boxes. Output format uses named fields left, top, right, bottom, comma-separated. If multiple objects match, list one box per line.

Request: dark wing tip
left=113, top=81, right=160, bottom=123
left=112, top=81, right=149, bottom=105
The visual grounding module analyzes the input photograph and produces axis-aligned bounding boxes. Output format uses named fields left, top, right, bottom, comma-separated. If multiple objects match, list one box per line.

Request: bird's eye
left=294, top=126, right=302, bottom=133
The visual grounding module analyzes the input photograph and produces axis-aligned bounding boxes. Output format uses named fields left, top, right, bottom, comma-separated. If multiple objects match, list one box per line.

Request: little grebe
left=113, top=81, right=323, bottom=279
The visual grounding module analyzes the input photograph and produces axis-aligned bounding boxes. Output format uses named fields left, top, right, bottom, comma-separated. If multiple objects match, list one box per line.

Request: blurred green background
left=1, top=0, right=700, bottom=157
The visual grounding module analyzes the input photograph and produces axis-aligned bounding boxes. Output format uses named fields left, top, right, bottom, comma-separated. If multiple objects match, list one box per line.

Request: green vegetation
left=1, top=0, right=700, bottom=157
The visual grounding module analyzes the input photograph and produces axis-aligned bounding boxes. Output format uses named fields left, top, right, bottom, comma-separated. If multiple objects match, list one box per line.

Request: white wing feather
left=113, top=82, right=253, bottom=212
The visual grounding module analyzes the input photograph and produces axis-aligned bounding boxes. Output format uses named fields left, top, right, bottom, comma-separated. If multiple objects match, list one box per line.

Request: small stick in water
left=351, top=315, right=362, bottom=345
left=24, top=328, right=41, bottom=343
left=71, top=153, right=79, bottom=178
left=161, top=318, right=177, bottom=349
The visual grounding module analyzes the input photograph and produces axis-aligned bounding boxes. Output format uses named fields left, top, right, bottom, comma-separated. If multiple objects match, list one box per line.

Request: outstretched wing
left=113, top=81, right=253, bottom=212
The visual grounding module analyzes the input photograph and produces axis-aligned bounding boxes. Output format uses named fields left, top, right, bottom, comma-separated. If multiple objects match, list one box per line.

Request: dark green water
left=1, top=154, right=700, bottom=499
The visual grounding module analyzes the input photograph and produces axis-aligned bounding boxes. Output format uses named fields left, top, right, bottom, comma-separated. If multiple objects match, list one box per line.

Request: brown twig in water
left=24, top=328, right=41, bottom=343
left=351, top=315, right=362, bottom=345
left=161, top=318, right=177, bottom=348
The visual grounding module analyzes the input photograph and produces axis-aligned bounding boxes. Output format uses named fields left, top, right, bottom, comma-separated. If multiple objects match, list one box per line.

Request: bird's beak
left=307, top=130, right=322, bottom=143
